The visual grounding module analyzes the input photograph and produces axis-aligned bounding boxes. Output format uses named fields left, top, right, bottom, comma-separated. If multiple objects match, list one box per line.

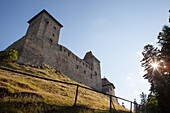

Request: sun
left=152, top=62, right=159, bottom=69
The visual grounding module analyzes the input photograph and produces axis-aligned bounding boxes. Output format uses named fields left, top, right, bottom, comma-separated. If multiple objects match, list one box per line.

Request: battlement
left=59, top=45, right=93, bottom=71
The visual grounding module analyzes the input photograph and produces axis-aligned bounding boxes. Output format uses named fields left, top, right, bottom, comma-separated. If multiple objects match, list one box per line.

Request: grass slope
left=0, top=63, right=129, bottom=113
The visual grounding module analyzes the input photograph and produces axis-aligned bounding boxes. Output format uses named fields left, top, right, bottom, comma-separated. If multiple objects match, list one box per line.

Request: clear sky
left=0, top=0, right=170, bottom=109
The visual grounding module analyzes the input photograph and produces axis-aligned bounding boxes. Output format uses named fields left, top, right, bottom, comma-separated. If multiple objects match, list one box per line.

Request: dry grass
left=0, top=62, right=129, bottom=113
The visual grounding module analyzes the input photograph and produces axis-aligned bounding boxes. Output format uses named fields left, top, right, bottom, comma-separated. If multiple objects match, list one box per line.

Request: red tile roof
left=84, top=51, right=93, bottom=59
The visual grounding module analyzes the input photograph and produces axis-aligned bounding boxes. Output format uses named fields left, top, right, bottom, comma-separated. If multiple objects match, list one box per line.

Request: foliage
left=141, top=13, right=170, bottom=113
left=133, top=98, right=139, bottom=112
left=0, top=49, right=18, bottom=62
left=145, top=94, right=160, bottom=113
left=140, top=92, right=147, bottom=105
left=139, top=92, right=147, bottom=113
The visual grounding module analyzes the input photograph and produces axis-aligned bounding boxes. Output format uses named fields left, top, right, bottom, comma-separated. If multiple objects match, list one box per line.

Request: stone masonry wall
left=6, top=10, right=102, bottom=91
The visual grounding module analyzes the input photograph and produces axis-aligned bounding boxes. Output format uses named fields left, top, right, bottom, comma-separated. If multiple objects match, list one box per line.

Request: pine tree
left=141, top=10, right=170, bottom=113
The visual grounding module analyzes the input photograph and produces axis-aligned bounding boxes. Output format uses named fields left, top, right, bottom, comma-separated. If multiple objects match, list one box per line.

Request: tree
left=140, top=92, right=147, bottom=105
left=141, top=11, right=170, bottom=113
left=140, top=92, right=147, bottom=113
left=145, top=94, right=160, bottom=113
left=157, top=25, right=170, bottom=113
left=0, top=49, right=18, bottom=62
left=134, top=98, right=139, bottom=113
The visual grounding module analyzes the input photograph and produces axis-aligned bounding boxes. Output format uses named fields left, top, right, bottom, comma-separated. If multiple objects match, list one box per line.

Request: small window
left=54, top=26, right=56, bottom=30
left=53, top=33, right=55, bottom=37
left=83, top=63, right=84, bottom=66
left=64, top=49, right=66, bottom=52
left=60, top=46, right=62, bottom=51
left=95, top=72, right=97, bottom=76
left=86, top=64, right=87, bottom=67
left=46, top=20, right=49, bottom=24
left=50, top=38, right=53, bottom=43
left=84, top=70, right=86, bottom=74
left=76, top=65, right=78, bottom=69
left=68, top=53, right=70, bottom=56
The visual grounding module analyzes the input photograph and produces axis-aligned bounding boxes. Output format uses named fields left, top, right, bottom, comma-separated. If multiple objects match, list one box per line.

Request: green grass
left=0, top=62, right=130, bottom=113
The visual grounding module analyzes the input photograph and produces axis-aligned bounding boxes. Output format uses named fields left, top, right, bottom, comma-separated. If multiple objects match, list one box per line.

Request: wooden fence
left=0, top=66, right=144, bottom=113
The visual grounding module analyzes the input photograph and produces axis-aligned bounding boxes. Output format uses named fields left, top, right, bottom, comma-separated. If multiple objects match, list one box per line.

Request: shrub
left=0, top=49, right=18, bottom=62
left=145, top=95, right=160, bottom=113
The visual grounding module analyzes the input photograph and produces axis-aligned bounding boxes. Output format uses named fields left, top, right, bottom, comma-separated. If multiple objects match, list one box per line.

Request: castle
left=6, top=10, right=116, bottom=96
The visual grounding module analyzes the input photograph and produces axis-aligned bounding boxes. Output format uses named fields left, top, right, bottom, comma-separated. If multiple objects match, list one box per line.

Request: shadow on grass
left=0, top=100, right=113, bottom=113
left=0, top=100, right=131, bottom=113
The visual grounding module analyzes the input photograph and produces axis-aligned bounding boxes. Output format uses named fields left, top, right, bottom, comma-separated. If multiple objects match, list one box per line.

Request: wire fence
left=0, top=66, right=145, bottom=113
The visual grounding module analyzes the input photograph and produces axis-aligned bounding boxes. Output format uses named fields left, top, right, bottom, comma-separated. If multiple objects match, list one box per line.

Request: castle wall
left=6, top=10, right=102, bottom=91
left=51, top=45, right=102, bottom=91
left=6, top=36, right=26, bottom=53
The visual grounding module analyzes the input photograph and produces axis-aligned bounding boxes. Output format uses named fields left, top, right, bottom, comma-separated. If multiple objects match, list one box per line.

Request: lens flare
left=152, top=62, right=159, bottom=68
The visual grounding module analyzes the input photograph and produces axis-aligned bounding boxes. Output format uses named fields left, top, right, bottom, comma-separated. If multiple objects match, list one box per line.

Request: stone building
left=6, top=9, right=115, bottom=94
left=102, top=77, right=117, bottom=102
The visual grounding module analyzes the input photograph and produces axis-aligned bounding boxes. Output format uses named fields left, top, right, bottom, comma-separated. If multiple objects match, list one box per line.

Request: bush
left=145, top=95, right=160, bottom=113
left=0, top=49, right=18, bottom=62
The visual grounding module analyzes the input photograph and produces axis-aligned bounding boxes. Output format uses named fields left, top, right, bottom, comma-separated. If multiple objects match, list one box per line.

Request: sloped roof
left=0, top=51, right=5, bottom=54
left=84, top=51, right=93, bottom=59
left=84, top=51, right=100, bottom=63
left=102, top=78, right=115, bottom=89
left=28, top=9, right=63, bottom=28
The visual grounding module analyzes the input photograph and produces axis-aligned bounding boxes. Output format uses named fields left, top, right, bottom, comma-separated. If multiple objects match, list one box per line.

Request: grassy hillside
left=0, top=62, right=130, bottom=113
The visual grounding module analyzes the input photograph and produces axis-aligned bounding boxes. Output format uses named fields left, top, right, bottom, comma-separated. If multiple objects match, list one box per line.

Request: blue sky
left=0, top=0, right=170, bottom=108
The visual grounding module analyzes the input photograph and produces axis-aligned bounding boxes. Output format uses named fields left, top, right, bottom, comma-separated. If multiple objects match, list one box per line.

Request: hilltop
left=0, top=62, right=129, bottom=113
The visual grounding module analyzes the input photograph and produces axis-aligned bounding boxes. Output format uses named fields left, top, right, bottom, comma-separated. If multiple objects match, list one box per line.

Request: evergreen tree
left=134, top=98, right=139, bottom=112
left=140, top=92, right=147, bottom=113
left=141, top=11, right=170, bottom=113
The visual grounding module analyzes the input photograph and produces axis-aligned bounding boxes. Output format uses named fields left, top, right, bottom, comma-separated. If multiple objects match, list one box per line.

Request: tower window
left=50, top=38, right=53, bottom=43
left=53, top=33, right=55, bottom=37
left=54, top=26, right=56, bottom=30
left=60, top=46, right=62, bottom=51
left=76, top=65, right=78, bottom=69
left=46, top=20, right=49, bottom=24
left=84, top=70, right=86, bottom=74
left=95, top=72, right=97, bottom=76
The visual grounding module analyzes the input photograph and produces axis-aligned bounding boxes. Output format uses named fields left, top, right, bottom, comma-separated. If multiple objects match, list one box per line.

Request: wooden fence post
left=138, top=105, right=141, bottom=113
left=130, top=102, right=132, bottom=113
left=111, top=97, right=117, bottom=113
left=110, top=95, right=112, bottom=113
left=73, top=85, right=79, bottom=107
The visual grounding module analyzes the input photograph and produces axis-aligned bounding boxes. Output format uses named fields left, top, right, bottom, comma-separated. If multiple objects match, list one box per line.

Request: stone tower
left=26, top=9, right=63, bottom=44
left=84, top=51, right=102, bottom=90
left=7, top=9, right=63, bottom=66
